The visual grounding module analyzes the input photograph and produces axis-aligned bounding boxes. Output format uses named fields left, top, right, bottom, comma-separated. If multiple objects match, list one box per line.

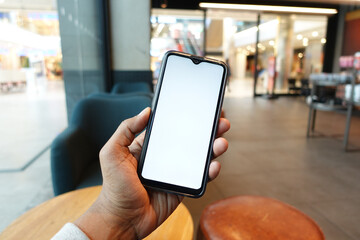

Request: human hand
left=75, top=107, right=230, bottom=239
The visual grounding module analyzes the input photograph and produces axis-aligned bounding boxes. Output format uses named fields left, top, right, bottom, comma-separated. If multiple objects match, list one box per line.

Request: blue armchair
left=111, top=81, right=153, bottom=95
left=51, top=93, right=152, bottom=196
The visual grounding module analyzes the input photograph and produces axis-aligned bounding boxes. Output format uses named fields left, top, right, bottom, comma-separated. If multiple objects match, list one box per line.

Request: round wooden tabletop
left=0, top=186, right=193, bottom=240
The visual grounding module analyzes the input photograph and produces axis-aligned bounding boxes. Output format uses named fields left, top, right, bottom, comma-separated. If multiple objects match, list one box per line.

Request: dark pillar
left=57, top=0, right=109, bottom=121
left=323, top=10, right=340, bottom=73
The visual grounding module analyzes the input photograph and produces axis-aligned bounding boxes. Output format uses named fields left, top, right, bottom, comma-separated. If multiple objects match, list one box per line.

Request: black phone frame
left=137, top=50, right=228, bottom=198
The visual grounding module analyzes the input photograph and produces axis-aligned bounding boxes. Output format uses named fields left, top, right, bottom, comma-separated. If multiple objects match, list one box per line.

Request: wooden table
left=0, top=186, right=193, bottom=240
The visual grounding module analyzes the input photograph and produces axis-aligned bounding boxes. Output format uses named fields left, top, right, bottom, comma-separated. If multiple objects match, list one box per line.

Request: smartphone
left=137, top=51, right=227, bottom=198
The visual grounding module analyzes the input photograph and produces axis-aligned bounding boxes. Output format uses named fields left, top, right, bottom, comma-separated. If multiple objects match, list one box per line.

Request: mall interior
left=0, top=0, right=360, bottom=239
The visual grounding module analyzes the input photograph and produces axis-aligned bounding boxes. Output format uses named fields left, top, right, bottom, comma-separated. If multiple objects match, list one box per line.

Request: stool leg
left=307, top=107, right=313, bottom=137
left=197, top=224, right=206, bottom=240
left=344, top=105, right=353, bottom=151
left=311, top=109, right=317, bottom=132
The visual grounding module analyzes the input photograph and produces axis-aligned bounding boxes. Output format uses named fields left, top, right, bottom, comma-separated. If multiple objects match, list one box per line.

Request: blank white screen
left=141, top=55, right=224, bottom=189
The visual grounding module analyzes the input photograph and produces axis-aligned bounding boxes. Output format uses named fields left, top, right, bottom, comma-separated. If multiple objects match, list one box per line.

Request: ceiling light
left=199, top=3, right=338, bottom=15
left=297, top=34, right=303, bottom=40
left=269, top=40, right=275, bottom=46
left=160, top=0, right=168, bottom=8
left=303, top=38, right=309, bottom=47
left=312, top=31, right=319, bottom=37
left=158, top=16, right=176, bottom=24
left=321, top=38, right=327, bottom=44
left=298, top=53, right=304, bottom=58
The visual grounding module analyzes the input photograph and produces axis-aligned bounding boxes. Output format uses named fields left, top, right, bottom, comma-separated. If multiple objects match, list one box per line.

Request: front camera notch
left=191, top=56, right=202, bottom=65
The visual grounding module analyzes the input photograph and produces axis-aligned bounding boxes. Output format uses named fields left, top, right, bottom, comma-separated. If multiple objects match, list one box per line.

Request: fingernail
left=138, top=107, right=149, bottom=116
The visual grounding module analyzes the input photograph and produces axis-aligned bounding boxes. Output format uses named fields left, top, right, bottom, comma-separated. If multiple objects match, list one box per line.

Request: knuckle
left=120, top=118, right=131, bottom=128
left=99, top=145, right=109, bottom=160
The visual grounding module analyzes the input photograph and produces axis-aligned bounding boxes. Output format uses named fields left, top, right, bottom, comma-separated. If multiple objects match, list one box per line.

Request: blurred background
left=1, top=0, right=360, bottom=239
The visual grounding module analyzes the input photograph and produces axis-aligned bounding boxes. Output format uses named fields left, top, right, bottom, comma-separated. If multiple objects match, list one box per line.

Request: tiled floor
left=184, top=91, right=360, bottom=240
left=0, top=149, right=54, bottom=232
left=1, top=78, right=360, bottom=240
left=0, top=80, right=67, bottom=171
left=0, top=80, right=67, bottom=231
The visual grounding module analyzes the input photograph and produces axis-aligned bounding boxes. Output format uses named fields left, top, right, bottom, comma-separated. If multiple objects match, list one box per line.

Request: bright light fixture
left=297, top=34, right=303, bottom=40
left=312, top=31, right=319, bottom=37
left=303, top=38, right=309, bottom=47
left=321, top=38, right=327, bottom=44
left=269, top=40, right=275, bottom=46
left=303, top=38, right=309, bottom=46
left=199, top=2, right=338, bottom=15
left=158, top=16, right=177, bottom=24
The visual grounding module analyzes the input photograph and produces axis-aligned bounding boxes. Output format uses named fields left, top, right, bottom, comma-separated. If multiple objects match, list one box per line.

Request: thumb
left=111, top=107, right=151, bottom=147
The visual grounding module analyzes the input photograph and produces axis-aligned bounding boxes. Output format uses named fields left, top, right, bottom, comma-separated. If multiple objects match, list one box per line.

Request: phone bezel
left=137, top=51, right=228, bottom=198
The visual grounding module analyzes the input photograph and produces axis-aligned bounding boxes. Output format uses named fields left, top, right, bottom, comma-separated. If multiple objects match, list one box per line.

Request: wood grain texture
left=144, top=203, right=194, bottom=240
left=0, top=186, right=193, bottom=240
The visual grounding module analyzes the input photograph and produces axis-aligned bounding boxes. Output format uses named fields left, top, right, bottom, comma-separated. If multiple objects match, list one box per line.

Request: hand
left=75, top=107, right=230, bottom=239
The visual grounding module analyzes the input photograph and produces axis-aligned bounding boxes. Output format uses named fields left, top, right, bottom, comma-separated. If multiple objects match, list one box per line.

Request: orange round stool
left=198, top=196, right=325, bottom=240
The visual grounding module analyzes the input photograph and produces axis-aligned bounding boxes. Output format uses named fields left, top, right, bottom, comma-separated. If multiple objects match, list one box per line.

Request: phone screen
left=141, top=54, right=225, bottom=190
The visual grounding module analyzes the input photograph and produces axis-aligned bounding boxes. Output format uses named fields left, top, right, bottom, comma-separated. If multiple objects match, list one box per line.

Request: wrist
left=74, top=197, right=137, bottom=240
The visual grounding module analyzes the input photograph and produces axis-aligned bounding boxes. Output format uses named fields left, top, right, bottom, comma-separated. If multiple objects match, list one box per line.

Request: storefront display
left=0, top=10, right=62, bottom=92
left=150, top=9, right=205, bottom=80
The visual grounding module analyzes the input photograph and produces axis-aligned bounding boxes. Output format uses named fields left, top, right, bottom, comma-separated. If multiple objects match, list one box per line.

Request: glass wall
left=207, top=9, right=259, bottom=76
left=232, top=13, right=328, bottom=95
left=0, top=11, right=62, bottom=93
left=150, top=9, right=205, bottom=79
left=150, top=8, right=328, bottom=97
left=0, top=2, right=67, bottom=177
